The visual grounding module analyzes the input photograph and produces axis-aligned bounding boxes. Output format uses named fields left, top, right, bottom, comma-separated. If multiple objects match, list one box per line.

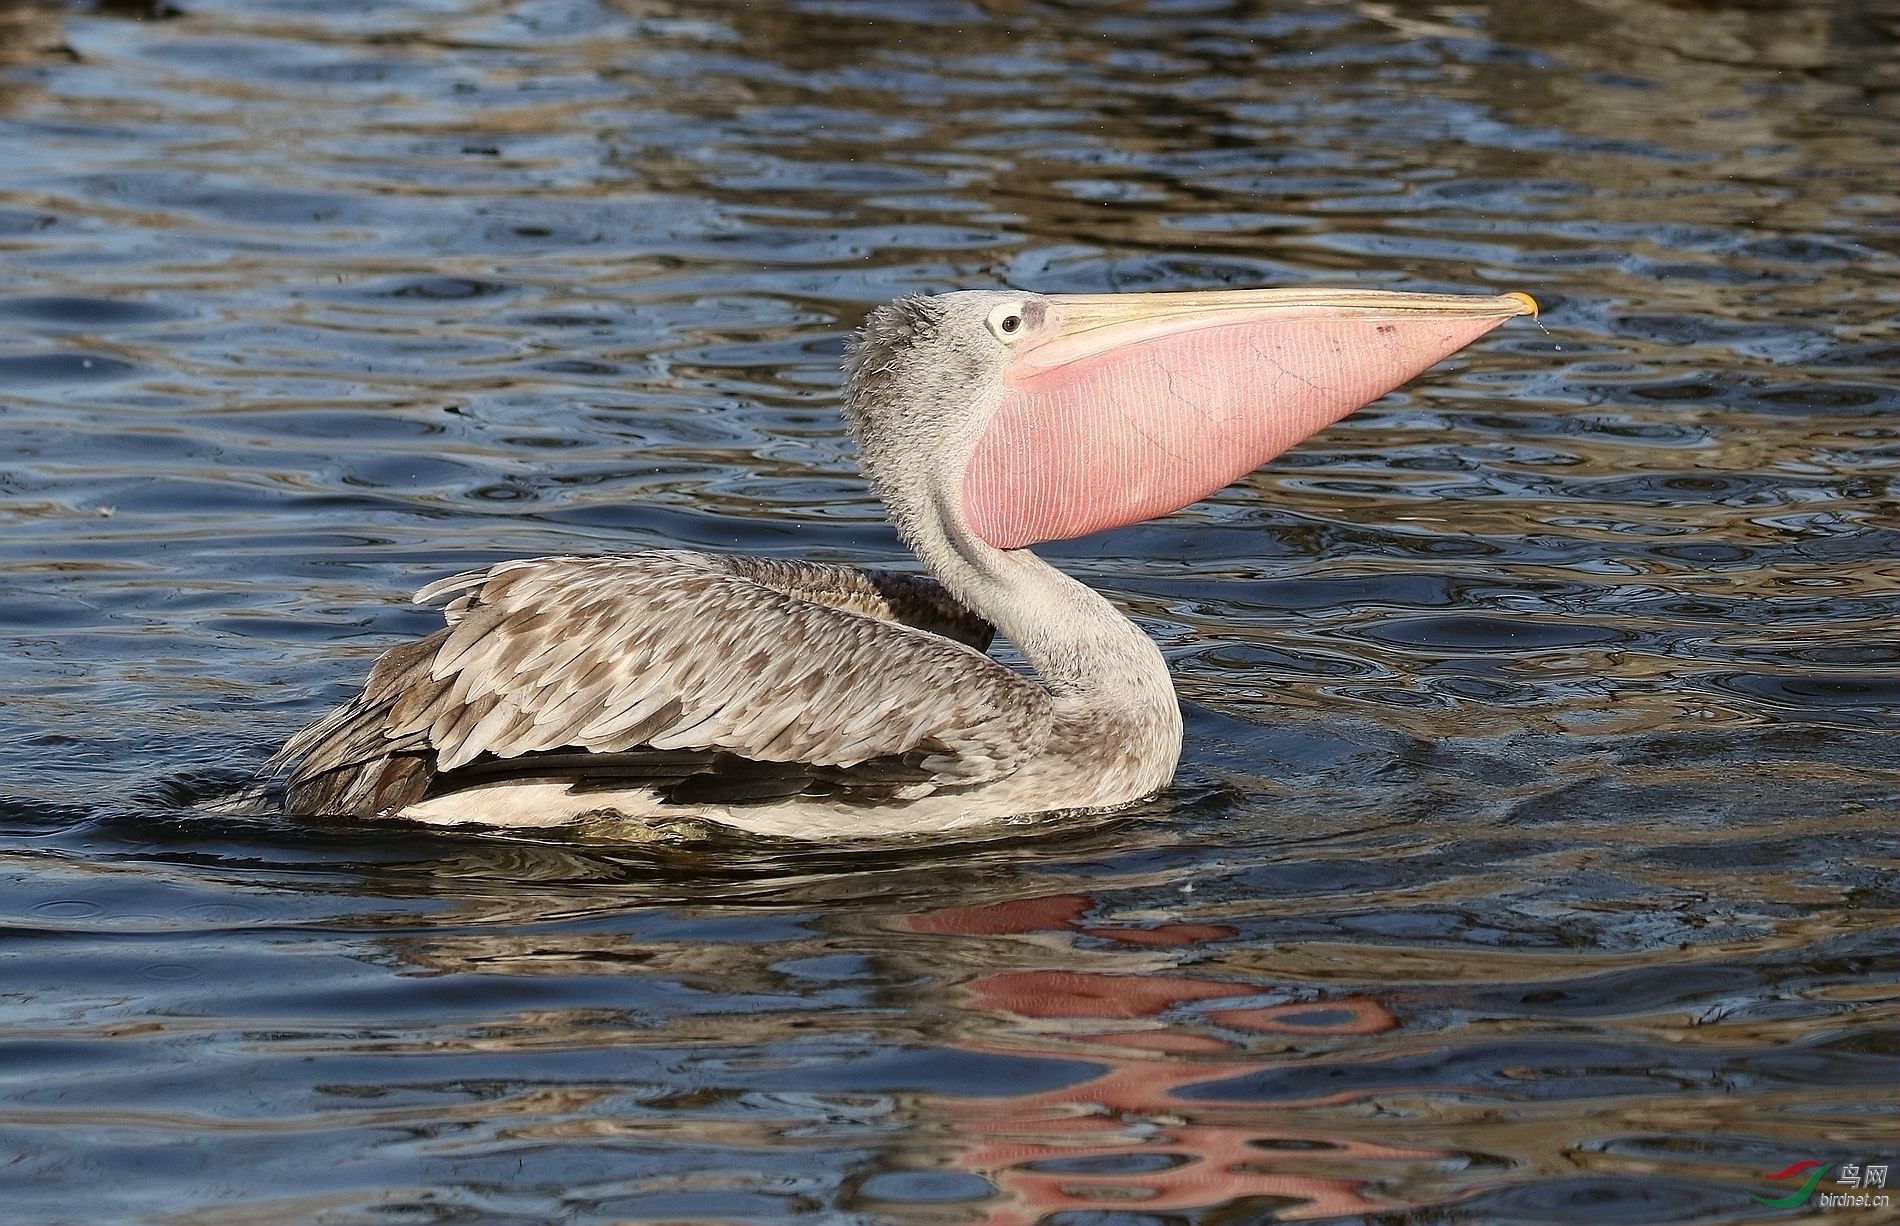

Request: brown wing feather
left=276, top=550, right=1046, bottom=817
left=721, top=556, right=994, bottom=652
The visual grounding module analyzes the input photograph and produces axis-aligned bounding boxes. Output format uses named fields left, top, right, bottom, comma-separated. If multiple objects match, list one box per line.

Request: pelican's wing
left=276, top=550, right=1048, bottom=817
left=716, top=556, right=995, bottom=652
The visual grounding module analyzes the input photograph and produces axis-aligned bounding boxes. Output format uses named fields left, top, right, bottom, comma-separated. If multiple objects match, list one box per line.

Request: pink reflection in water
left=905, top=893, right=1442, bottom=1222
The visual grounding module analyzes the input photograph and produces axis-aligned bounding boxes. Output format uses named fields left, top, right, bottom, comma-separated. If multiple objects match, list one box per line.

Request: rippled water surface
left=3, top=0, right=1896, bottom=1221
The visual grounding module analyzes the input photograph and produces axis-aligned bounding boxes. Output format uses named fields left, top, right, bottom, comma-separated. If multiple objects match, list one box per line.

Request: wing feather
left=279, top=550, right=1047, bottom=816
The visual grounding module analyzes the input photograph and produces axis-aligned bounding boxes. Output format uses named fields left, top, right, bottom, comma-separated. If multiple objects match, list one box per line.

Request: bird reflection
left=906, top=892, right=1443, bottom=1221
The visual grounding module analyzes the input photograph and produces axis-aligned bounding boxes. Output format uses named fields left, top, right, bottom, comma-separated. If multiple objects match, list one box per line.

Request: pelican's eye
left=986, top=301, right=1030, bottom=343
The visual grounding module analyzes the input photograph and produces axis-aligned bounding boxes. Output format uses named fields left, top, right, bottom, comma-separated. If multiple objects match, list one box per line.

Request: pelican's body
left=276, top=287, right=1532, bottom=838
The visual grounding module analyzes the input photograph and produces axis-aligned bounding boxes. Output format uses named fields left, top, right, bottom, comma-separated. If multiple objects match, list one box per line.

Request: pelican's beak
left=962, top=285, right=1538, bottom=550
left=1020, top=287, right=1538, bottom=373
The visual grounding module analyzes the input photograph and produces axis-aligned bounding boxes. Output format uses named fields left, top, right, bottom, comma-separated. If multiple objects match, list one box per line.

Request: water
left=2, top=0, right=1895, bottom=1221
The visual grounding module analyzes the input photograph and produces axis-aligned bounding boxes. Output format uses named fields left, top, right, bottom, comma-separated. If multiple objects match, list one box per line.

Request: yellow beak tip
left=1504, top=291, right=1540, bottom=319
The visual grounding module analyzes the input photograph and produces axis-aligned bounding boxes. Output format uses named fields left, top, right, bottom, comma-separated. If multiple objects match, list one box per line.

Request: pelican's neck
left=900, top=483, right=1178, bottom=726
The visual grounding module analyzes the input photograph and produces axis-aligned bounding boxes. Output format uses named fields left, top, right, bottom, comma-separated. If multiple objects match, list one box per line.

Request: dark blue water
left=2, top=0, right=1895, bottom=1222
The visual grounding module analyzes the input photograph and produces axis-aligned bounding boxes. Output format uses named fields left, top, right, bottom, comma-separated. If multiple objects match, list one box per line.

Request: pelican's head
left=844, top=285, right=1536, bottom=552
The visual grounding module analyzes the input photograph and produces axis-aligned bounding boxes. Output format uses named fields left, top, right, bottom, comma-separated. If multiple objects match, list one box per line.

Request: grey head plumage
left=841, top=290, right=1045, bottom=556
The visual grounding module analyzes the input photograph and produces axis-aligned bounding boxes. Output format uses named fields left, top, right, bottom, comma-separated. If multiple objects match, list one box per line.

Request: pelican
left=275, top=286, right=1534, bottom=839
